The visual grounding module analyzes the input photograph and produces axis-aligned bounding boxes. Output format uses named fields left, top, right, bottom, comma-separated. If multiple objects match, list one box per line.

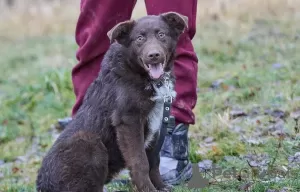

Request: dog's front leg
left=116, top=122, right=156, bottom=192
left=146, top=135, right=173, bottom=192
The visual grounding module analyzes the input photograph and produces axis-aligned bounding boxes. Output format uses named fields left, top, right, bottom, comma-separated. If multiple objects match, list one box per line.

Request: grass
left=0, top=0, right=300, bottom=191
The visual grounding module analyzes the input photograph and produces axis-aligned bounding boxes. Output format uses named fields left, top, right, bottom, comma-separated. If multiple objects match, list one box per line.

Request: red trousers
left=71, top=0, right=198, bottom=125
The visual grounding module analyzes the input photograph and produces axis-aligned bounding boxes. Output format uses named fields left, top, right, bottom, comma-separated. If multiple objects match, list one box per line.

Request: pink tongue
left=149, top=63, right=163, bottom=79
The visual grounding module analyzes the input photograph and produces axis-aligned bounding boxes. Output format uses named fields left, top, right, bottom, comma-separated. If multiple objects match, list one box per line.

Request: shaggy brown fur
left=36, top=12, right=188, bottom=192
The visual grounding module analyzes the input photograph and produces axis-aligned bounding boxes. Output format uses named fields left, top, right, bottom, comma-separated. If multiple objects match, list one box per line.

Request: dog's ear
left=107, top=20, right=135, bottom=45
left=161, top=12, right=188, bottom=37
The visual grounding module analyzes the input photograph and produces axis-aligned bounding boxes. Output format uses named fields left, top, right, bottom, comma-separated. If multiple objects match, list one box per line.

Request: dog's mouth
left=143, top=62, right=165, bottom=80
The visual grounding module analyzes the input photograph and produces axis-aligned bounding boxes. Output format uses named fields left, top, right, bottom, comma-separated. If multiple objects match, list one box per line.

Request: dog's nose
left=148, top=51, right=161, bottom=60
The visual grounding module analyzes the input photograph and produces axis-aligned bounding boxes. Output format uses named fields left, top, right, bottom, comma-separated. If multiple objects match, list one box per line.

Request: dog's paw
left=157, top=184, right=174, bottom=192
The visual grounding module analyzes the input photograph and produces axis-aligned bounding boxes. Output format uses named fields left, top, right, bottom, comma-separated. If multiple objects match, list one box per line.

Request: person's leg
left=145, top=0, right=198, bottom=185
left=71, top=0, right=137, bottom=117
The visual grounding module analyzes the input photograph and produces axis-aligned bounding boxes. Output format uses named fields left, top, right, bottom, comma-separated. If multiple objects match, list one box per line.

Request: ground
left=0, top=0, right=300, bottom=191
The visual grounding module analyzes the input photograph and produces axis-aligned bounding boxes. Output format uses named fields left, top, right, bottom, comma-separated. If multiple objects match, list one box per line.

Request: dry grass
left=1, top=0, right=300, bottom=40
left=1, top=1, right=300, bottom=192
left=197, top=0, right=300, bottom=21
left=0, top=0, right=80, bottom=39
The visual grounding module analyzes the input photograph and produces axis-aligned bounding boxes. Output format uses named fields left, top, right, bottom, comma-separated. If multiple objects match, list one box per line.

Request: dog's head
left=107, top=12, right=188, bottom=80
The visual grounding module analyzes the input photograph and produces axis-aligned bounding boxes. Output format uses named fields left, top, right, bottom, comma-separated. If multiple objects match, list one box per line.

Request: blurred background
left=0, top=0, right=300, bottom=191
left=1, top=0, right=299, bottom=38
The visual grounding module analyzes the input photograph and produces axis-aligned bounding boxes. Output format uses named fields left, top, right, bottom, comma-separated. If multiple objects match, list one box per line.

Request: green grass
left=0, top=17, right=300, bottom=191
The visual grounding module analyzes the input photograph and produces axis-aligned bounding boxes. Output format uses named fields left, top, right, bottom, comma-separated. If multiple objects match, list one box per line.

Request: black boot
left=159, top=116, right=192, bottom=185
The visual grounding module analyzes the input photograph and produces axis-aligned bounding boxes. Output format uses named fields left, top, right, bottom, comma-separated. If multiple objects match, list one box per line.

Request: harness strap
left=154, top=99, right=172, bottom=155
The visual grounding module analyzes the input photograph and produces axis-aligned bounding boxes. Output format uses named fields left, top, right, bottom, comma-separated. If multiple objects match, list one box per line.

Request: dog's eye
left=158, top=32, right=165, bottom=38
left=137, top=35, right=144, bottom=42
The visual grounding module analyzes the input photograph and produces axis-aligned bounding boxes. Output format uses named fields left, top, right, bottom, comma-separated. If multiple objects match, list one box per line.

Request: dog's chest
left=144, top=81, right=176, bottom=148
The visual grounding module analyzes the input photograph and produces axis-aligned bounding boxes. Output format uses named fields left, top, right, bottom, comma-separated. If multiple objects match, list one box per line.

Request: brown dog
left=36, top=12, right=188, bottom=192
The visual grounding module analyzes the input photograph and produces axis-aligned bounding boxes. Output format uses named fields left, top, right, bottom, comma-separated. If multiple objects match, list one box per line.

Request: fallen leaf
left=240, top=136, right=265, bottom=146
left=204, top=137, right=214, bottom=143
left=243, top=153, right=270, bottom=168
left=15, top=156, right=27, bottom=163
left=12, top=167, right=20, bottom=174
left=230, top=108, right=247, bottom=119
left=268, top=109, right=288, bottom=119
left=249, top=107, right=262, bottom=116
left=290, top=110, right=300, bottom=132
left=210, top=79, right=224, bottom=89
left=287, top=152, right=300, bottom=168
left=256, top=119, right=261, bottom=125
left=198, top=159, right=213, bottom=172
left=221, top=84, right=229, bottom=91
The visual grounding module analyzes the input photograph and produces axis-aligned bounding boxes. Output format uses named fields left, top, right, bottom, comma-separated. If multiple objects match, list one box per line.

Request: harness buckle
left=164, top=95, right=172, bottom=103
